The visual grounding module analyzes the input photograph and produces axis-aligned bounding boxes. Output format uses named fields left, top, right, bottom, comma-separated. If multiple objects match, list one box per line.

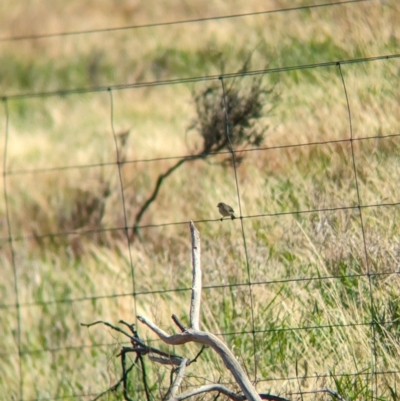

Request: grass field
left=1, top=1, right=400, bottom=400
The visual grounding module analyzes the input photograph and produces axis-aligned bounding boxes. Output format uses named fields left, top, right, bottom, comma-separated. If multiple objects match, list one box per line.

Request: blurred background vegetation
left=1, top=0, right=400, bottom=400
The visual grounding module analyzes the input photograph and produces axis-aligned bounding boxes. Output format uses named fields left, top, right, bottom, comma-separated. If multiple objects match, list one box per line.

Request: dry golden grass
left=1, top=1, right=400, bottom=400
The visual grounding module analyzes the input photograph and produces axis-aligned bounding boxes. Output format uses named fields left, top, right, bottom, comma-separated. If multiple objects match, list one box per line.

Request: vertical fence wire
left=108, top=88, right=138, bottom=324
left=219, top=76, right=258, bottom=383
left=337, top=62, right=378, bottom=398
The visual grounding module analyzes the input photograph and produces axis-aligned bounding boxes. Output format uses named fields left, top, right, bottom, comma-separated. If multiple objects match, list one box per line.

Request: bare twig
left=82, top=320, right=181, bottom=362
left=137, top=353, right=151, bottom=401
left=82, top=319, right=186, bottom=401
left=120, top=351, right=136, bottom=401
left=132, top=157, right=188, bottom=239
left=172, top=314, right=187, bottom=332
left=166, top=358, right=189, bottom=401
left=90, top=357, right=136, bottom=401
left=189, top=221, right=201, bottom=330
left=188, top=345, right=207, bottom=365
left=81, top=320, right=133, bottom=338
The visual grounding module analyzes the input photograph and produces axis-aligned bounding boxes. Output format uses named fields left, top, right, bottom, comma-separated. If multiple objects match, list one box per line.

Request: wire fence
left=1, top=1, right=400, bottom=400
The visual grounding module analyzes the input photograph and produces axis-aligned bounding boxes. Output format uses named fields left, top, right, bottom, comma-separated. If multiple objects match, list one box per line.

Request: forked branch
left=138, top=221, right=262, bottom=401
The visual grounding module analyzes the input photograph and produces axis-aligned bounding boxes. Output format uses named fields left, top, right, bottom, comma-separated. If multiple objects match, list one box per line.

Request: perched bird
left=217, top=202, right=236, bottom=220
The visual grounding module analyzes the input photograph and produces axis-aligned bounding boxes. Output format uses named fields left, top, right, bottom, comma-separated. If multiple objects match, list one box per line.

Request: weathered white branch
left=189, top=221, right=201, bottom=330
left=166, top=358, right=189, bottom=400
left=137, top=222, right=262, bottom=401
left=137, top=316, right=261, bottom=401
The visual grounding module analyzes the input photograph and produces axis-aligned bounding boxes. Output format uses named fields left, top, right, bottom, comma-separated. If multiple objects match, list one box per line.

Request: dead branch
left=189, top=221, right=201, bottom=330
left=138, top=221, right=262, bottom=401
left=131, top=74, right=274, bottom=240
left=165, top=358, right=189, bottom=400
left=83, top=222, right=290, bottom=401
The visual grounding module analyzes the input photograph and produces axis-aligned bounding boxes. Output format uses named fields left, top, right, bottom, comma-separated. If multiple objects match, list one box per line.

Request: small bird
left=217, top=202, right=236, bottom=220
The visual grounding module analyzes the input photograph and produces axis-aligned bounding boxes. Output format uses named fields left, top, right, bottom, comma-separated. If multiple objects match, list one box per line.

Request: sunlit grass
left=1, top=0, right=400, bottom=400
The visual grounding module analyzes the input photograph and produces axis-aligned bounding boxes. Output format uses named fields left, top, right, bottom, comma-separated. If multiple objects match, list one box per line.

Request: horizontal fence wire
left=0, top=0, right=372, bottom=42
left=0, top=267, right=397, bottom=310
left=1, top=53, right=399, bottom=100
left=13, top=368, right=400, bottom=401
